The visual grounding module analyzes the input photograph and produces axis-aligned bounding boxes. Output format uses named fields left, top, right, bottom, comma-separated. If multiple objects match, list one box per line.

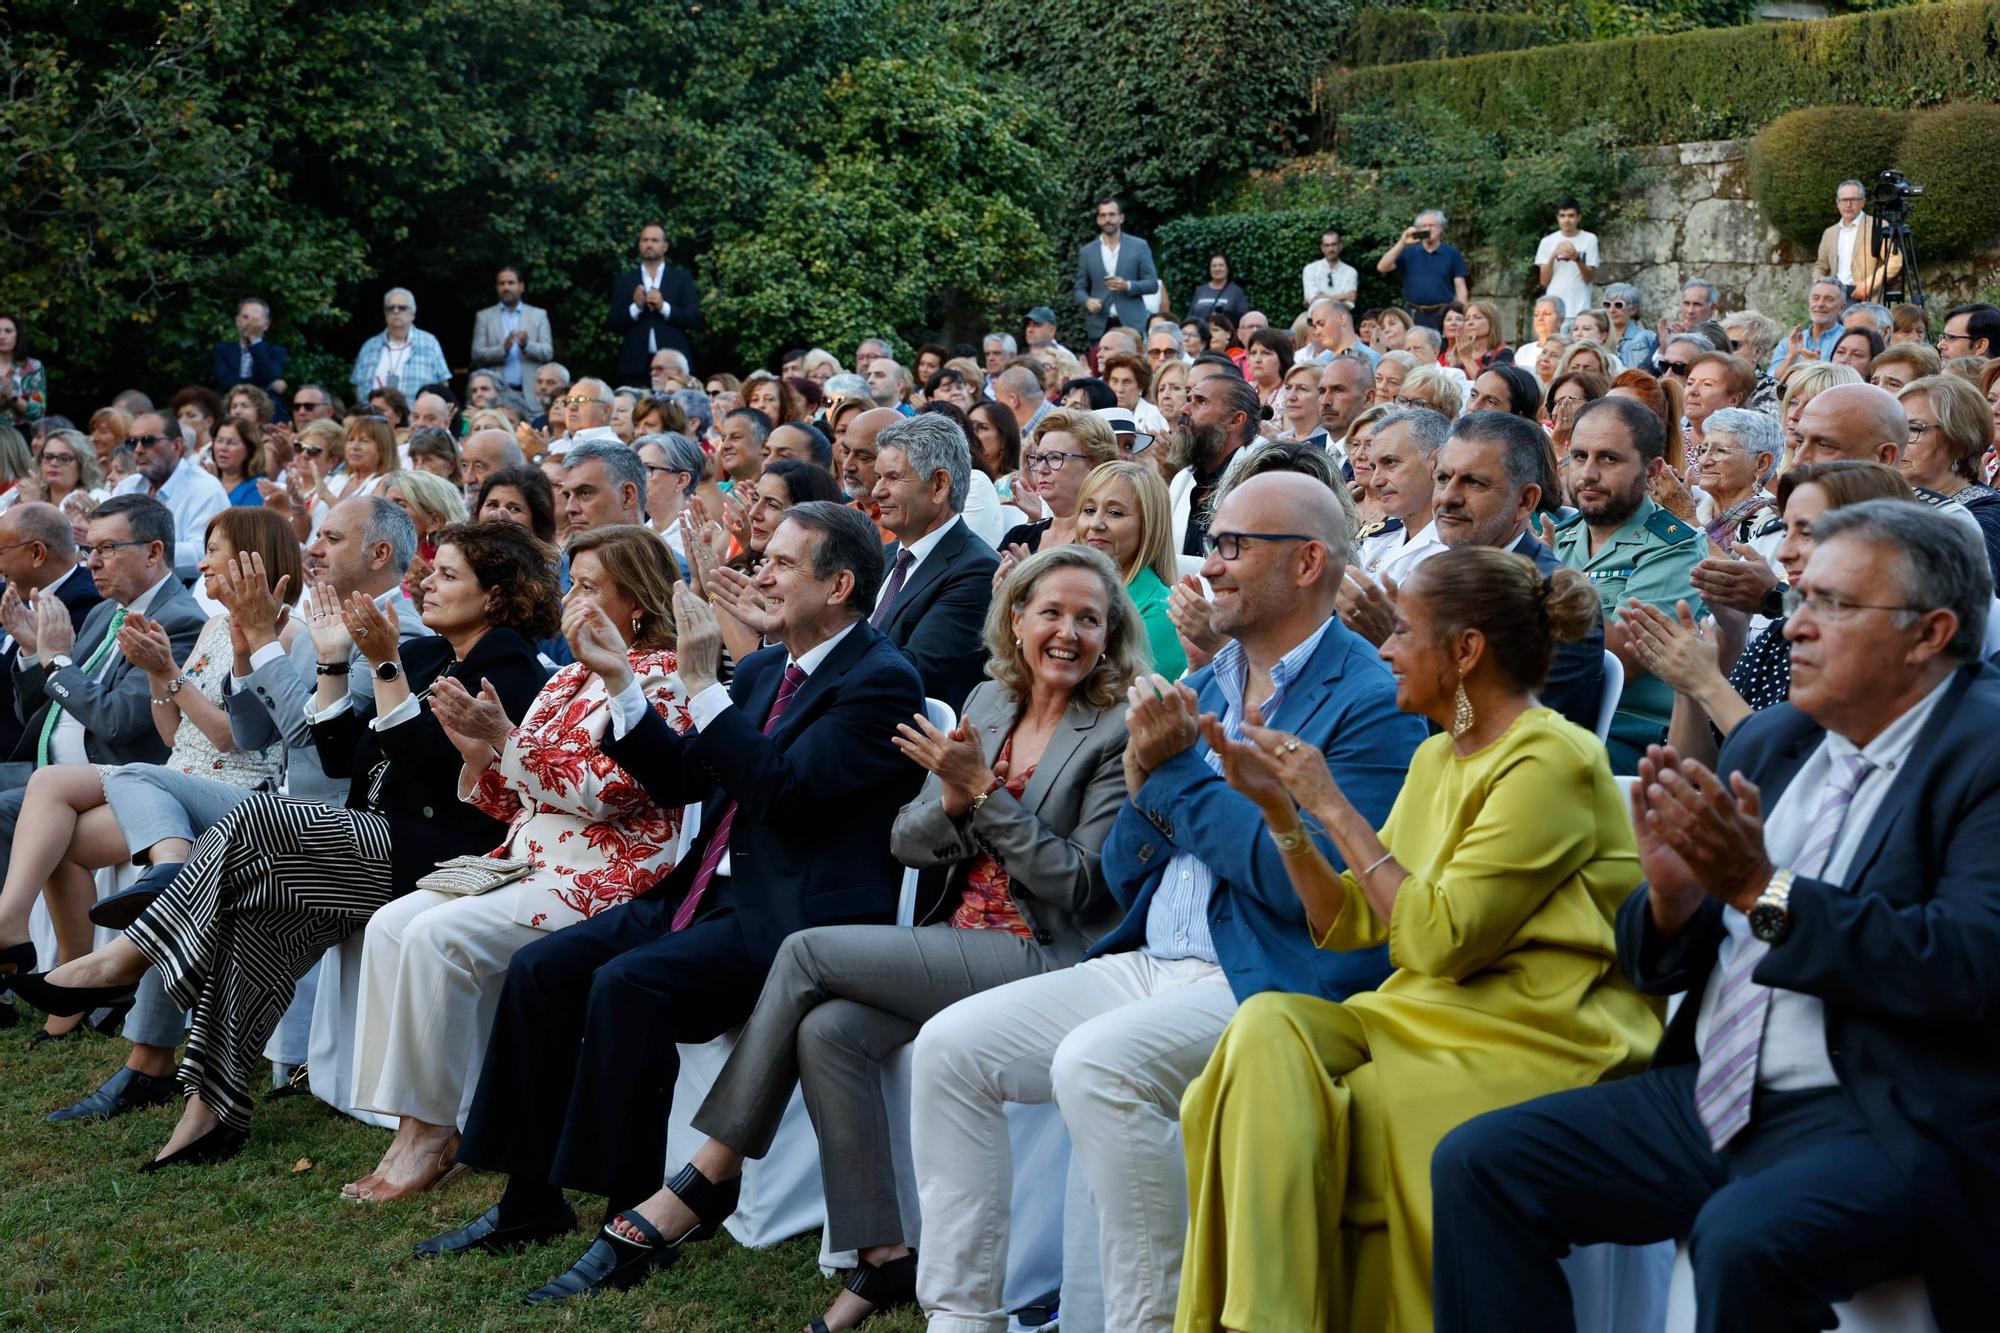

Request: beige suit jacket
left=1814, top=214, right=1902, bottom=298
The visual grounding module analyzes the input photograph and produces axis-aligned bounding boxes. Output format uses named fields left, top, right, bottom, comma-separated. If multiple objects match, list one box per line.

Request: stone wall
left=1473, top=138, right=2000, bottom=339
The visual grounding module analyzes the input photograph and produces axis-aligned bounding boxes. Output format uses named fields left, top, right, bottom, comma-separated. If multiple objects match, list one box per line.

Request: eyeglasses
left=1201, top=530, right=1316, bottom=561
left=384, top=304, right=412, bottom=313
left=298, top=445, right=325, bottom=458
left=1391, top=395, right=1430, bottom=408
left=78, top=539, right=152, bottom=558
left=1660, top=361, right=1692, bottom=377
left=1025, top=449, right=1088, bottom=471
left=40, top=452, right=78, bottom=466
left=1906, top=419, right=1938, bottom=437
left=128, top=433, right=177, bottom=450
left=642, top=463, right=688, bottom=478
left=1782, top=587, right=1924, bottom=620
left=1937, top=332, right=1972, bottom=349
left=559, top=395, right=607, bottom=408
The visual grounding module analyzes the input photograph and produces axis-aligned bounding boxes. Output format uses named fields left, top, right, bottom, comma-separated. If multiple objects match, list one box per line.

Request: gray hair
left=1405, top=325, right=1443, bottom=358
left=358, top=495, right=419, bottom=574
left=802, top=348, right=842, bottom=376
left=1681, top=277, right=1720, bottom=307
left=670, top=388, right=713, bottom=434
left=983, top=332, right=1018, bottom=356
left=571, top=377, right=615, bottom=406
left=383, top=287, right=416, bottom=315
left=995, top=366, right=1042, bottom=404
left=1666, top=333, right=1715, bottom=356
left=563, top=440, right=648, bottom=518
left=542, top=361, right=571, bottom=385
left=1703, top=407, right=1782, bottom=481
left=1837, top=179, right=1866, bottom=196
left=1212, top=373, right=1266, bottom=446
left=652, top=348, right=690, bottom=375
left=637, top=432, right=705, bottom=499
left=1809, top=276, right=1848, bottom=300
left=1377, top=407, right=1452, bottom=457
left=1417, top=208, right=1447, bottom=227
left=1811, top=499, right=1991, bottom=660
left=822, top=373, right=870, bottom=402
left=876, top=413, right=971, bottom=514
left=1602, top=282, right=1643, bottom=313
left=1534, top=295, right=1568, bottom=319
left=1147, top=325, right=1186, bottom=353
left=857, top=337, right=893, bottom=360
left=1846, top=302, right=1893, bottom=337
left=7, top=501, right=77, bottom=560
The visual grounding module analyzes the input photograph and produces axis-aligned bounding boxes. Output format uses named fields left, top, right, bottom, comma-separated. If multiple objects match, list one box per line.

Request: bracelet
left=1268, top=824, right=1312, bottom=854
left=1362, top=850, right=1395, bottom=876
left=315, top=661, right=351, bottom=676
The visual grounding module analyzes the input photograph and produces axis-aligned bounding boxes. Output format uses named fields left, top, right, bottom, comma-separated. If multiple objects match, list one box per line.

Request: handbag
left=416, top=854, right=536, bottom=897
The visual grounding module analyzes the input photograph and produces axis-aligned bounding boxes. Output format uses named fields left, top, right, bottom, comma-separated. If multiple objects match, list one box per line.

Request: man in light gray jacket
left=470, top=266, right=554, bottom=403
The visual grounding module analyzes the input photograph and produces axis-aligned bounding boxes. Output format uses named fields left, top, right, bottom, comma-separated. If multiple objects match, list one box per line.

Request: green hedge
left=1747, top=106, right=1910, bottom=248
left=1156, top=208, right=1410, bottom=324
left=1345, top=10, right=1554, bottom=65
left=1896, top=103, right=2000, bottom=258
left=1315, top=0, right=2000, bottom=150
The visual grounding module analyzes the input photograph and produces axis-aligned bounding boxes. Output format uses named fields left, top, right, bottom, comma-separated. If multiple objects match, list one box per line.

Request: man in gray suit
left=470, top=266, right=554, bottom=402
left=1072, top=196, right=1159, bottom=343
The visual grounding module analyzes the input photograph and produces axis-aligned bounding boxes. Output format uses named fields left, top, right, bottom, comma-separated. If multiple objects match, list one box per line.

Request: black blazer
left=608, top=264, right=702, bottom=382
left=311, top=628, right=549, bottom=895
left=1512, top=528, right=1606, bottom=732
left=0, top=564, right=102, bottom=757
left=874, top=519, right=999, bottom=712
left=1615, top=662, right=2000, bottom=1328
left=211, top=340, right=291, bottom=411
left=601, top=620, right=925, bottom=960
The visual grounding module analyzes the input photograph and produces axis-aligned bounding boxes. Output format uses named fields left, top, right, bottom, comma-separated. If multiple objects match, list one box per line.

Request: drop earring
left=632, top=615, right=642, bottom=637
left=1452, top=682, right=1475, bottom=737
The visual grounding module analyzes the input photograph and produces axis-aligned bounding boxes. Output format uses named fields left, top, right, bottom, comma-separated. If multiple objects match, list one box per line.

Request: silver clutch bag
left=415, top=855, right=536, bottom=897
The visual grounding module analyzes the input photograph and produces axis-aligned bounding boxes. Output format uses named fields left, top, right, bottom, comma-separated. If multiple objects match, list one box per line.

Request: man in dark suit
left=209, top=297, right=290, bottom=419
left=425, top=501, right=924, bottom=1301
left=862, top=413, right=998, bottom=711
left=1432, top=500, right=2000, bottom=1332
left=609, top=222, right=702, bottom=385
left=1071, top=196, right=1158, bottom=342
left=0, top=503, right=101, bottom=760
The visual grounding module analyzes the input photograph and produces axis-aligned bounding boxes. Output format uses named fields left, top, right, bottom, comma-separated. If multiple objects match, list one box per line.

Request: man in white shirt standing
left=1535, top=196, right=1599, bottom=322
left=1301, top=229, right=1359, bottom=309
left=1814, top=179, right=1899, bottom=302
left=112, top=413, right=229, bottom=577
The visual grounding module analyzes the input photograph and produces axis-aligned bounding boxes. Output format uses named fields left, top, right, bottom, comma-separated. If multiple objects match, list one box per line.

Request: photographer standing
left=1375, top=209, right=1469, bottom=333
left=1814, top=179, right=1902, bottom=302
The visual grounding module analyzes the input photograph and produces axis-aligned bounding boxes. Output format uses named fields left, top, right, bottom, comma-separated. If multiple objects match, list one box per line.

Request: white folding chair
left=895, top=698, right=957, bottom=928
left=1594, top=649, right=1624, bottom=742
left=1664, top=1242, right=1935, bottom=1333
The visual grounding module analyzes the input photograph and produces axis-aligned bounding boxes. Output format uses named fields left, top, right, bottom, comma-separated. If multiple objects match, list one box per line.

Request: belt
left=1411, top=302, right=1449, bottom=313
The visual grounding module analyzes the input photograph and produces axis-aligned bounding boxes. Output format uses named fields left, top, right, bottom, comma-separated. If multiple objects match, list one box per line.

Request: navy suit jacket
left=1512, top=528, right=1606, bottom=732
left=1093, top=617, right=1426, bottom=1001
left=211, top=339, right=290, bottom=406
left=1615, top=662, right=2000, bottom=1324
left=875, top=519, right=1000, bottom=712
left=609, top=264, right=702, bottom=381
left=601, top=620, right=925, bottom=960
left=0, top=564, right=102, bottom=758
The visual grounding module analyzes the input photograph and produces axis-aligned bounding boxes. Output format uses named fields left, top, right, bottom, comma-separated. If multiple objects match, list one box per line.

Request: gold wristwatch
left=1269, top=824, right=1312, bottom=854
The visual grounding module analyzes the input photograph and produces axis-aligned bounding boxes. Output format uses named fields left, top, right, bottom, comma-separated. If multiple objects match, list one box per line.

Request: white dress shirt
left=1373, top=519, right=1446, bottom=587
left=114, top=456, right=230, bottom=572
left=629, top=261, right=670, bottom=352
left=45, top=572, right=176, bottom=764
left=873, top=514, right=962, bottom=616
left=1691, top=672, right=1953, bottom=1092
left=1302, top=258, right=1359, bottom=307
left=1835, top=219, right=1862, bottom=285
left=1098, top=236, right=1122, bottom=286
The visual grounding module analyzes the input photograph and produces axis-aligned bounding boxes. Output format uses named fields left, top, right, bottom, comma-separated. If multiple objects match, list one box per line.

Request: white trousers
left=350, top=884, right=540, bottom=1128
left=912, top=950, right=1238, bottom=1333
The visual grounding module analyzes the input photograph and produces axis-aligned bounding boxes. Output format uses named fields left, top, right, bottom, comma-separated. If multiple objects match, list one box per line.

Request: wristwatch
left=375, top=660, right=403, bottom=682
left=1747, top=867, right=1797, bottom=944
left=166, top=675, right=190, bottom=697
left=48, top=653, right=72, bottom=671
left=1269, top=824, right=1313, bottom=854
left=1760, top=583, right=1788, bottom=619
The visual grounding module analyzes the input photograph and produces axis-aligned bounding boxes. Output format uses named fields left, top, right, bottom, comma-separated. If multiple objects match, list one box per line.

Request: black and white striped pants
left=125, top=794, right=394, bottom=1131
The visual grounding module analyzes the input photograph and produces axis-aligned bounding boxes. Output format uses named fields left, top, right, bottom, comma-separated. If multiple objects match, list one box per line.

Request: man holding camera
left=1815, top=179, right=1902, bottom=303
left=1374, top=209, right=1468, bottom=333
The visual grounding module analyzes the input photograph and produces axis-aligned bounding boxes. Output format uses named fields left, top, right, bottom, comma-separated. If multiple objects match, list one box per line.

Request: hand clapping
left=893, top=714, right=994, bottom=817
left=429, top=675, right=513, bottom=767
left=114, top=612, right=177, bottom=677
left=1632, top=743, right=1773, bottom=915
left=34, top=588, right=75, bottom=659
left=563, top=600, right=634, bottom=694
left=670, top=583, right=724, bottom=695
left=1, top=584, right=38, bottom=654
left=304, top=580, right=354, bottom=664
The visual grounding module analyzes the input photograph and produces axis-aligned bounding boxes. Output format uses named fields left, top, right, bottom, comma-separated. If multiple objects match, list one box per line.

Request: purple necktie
left=669, top=664, right=807, bottom=932
left=870, top=549, right=916, bottom=628
left=1694, top=752, right=1873, bottom=1149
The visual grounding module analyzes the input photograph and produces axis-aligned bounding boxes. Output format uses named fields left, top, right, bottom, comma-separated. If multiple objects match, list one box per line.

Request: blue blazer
left=602, top=620, right=926, bottom=960
left=211, top=339, right=290, bottom=401
left=1616, top=662, right=2000, bottom=1325
left=1092, top=618, right=1426, bottom=1002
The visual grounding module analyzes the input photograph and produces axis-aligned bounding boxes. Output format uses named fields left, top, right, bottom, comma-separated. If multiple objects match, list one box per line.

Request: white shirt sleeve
left=687, top=681, right=734, bottom=731
left=1582, top=234, right=1601, bottom=265
left=659, top=300, right=672, bottom=319
left=311, top=694, right=352, bottom=723
left=367, top=693, right=421, bottom=731
left=1535, top=233, right=1558, bottom=264
left=608, top=678, right=649, bottom=739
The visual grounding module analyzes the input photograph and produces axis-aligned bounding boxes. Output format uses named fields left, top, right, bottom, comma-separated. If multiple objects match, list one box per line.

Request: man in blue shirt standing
left=1375, top=209, right=1469, bottom=333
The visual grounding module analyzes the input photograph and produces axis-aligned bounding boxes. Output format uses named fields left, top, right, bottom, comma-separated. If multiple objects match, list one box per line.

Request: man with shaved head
left=912, top=472, right=1423, bottom=1332
left=1790, top=382, right=1906, bottom=469
left=992, top=365, right=1050, bottom=437
left=841, top=407, right=901, bottom=534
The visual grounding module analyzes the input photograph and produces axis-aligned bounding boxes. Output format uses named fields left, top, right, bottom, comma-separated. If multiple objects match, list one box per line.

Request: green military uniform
left=1554, top=497, right=1708, bottom=773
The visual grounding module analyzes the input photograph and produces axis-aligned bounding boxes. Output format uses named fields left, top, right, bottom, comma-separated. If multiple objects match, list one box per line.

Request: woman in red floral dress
left=344, top=526, right=690, bottom=1200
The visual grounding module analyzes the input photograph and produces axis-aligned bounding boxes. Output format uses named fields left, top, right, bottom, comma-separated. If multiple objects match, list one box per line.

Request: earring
left=1452, top=682, right=1476, bottom=737
left=631, top=615, right=642, bottom=636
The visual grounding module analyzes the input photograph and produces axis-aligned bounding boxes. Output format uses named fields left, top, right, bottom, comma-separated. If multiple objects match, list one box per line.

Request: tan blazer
left=1814, top=214, right=1902, bottom=299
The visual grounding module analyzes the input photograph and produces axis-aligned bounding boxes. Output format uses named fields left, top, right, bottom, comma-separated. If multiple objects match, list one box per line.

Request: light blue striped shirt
left=1143, top=616, right=1335, bottom=963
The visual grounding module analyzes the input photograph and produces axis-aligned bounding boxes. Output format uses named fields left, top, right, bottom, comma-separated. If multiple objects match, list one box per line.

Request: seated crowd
left=1, top=220, right=1998, bottom=1333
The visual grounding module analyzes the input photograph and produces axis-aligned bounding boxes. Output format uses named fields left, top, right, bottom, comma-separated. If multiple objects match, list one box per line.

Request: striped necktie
left=1694, top=751, right=1873, bottom=1150
left=37, top=605, right=128, bottom=767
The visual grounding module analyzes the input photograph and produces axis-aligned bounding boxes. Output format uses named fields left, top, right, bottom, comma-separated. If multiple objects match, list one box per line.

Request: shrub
left=1747, top=106, right=1912, bottom=248
left=1157, top=209, right=1409, bottom=324
left=1314, top=0, right=2000, bottom=150
left=1346, top=10, right=1555, bottom=65
left=1894, top=103, right=2000, bottom=258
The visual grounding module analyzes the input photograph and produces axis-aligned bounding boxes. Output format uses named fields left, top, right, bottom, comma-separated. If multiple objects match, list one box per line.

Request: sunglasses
left=384, top=304, right=412, bottom=313
left=1660, top=361, right=1692, bottom=376
left=299, top=445, right=326, bottom=458
left=1604, top=301, right=1629, bottom=310
left=128, top=433, right=178, bottom=450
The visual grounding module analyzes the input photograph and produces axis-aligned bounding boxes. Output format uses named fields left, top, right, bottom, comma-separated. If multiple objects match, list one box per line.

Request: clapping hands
left=893, top=714, right=995, bottom=817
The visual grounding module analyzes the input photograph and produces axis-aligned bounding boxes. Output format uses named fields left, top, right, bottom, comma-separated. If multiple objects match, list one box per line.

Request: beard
left=1577, top=476, right=1648, bottom=530
left=1168, top=420, right=1230, bottom=474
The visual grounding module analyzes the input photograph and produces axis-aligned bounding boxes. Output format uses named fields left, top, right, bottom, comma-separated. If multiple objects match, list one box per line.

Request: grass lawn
left=0, top=1022, right=929, bottom=1331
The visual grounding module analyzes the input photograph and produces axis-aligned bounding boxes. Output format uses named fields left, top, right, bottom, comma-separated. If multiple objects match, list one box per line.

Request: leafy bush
left=1345, top=9, right=1554, bottom=65
left=1747, top=106, right=1912, bottom=248
left=1315, top=0, right=2000, bottom=150
left=1894, top=103, right=2000, bottom=258
left=1157, top=209, right=1409, bottom=323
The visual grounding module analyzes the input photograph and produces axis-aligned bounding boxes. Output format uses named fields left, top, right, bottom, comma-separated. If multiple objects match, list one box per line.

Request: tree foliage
left=1, top=0, right=1065, bottom=406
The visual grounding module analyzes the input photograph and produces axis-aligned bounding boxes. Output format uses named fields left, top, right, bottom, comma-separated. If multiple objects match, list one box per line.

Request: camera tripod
left=1871, top=214, right=1924, bottom=308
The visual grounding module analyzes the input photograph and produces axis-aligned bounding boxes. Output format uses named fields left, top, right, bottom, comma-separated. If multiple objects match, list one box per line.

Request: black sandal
left=809, top=1250, right=920, bottom=1333
left=659, top=1160, right=742, bottom=1244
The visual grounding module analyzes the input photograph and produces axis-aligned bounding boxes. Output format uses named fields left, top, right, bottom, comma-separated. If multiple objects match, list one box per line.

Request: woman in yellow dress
left=1175, top=546, right=1661, bottom=1332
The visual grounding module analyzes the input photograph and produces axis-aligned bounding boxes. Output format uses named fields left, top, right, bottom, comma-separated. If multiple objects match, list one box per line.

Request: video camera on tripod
left=1868, top=169, right=1925, bottom=306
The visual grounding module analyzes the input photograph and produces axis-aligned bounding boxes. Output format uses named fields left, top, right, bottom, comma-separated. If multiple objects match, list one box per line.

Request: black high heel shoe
left=808, top=1251, right=920, bottom=1333
left=9, top=971, right=139, bottom=1018
left=0, top=940, right=38, bottom=979
left=139, top=1122, right=247, bottom=1173
left=520, top=1163, right=741, bottom=1305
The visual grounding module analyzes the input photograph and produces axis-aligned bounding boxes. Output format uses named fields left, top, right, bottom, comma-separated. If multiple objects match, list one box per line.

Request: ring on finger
left=1278, top=739, right=1301, bottom=754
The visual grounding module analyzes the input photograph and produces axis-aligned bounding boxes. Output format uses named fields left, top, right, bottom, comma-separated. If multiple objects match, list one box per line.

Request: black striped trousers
left=125, top=794, right=394, bottom=1131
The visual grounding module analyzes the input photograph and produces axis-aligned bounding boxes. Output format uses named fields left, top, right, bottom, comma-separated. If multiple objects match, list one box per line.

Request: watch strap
left=316, top=661, right=351, bottom=676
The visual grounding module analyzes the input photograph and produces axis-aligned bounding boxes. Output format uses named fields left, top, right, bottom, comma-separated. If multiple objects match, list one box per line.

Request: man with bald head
left=461, top=428, right=525, bottom=502
left=841, top=407, right=901, bottom=533
left=0, top=503, right=101, bottom=762
left=913, top=473, right=1423, bottom=1331
left=1305, top=355, right=1375, bottom=455
left=991, top=365, right=1050, bottom=437
left=1791, top=382, right=1906, bottom=469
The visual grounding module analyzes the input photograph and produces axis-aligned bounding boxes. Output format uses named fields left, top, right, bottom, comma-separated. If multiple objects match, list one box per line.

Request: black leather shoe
left=414, top=1200, right=577, bottom=1259
left=47, top=1066, right=179, bottom=1123
left=89, top=862, right=185, bottom=930
left=138, top=1122, right=247, bottom=1173
left=9, top=971, right=138, bottom=1018
left=26, top=1024, right=88, bottom=1049
left=0, top=998, right=16, bottom=1029
left=807, top=1250, right=919, bottom=1333
left=0, top=940, right=37, bottom=979
left=522, top=1210, right=677, bottom=1305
